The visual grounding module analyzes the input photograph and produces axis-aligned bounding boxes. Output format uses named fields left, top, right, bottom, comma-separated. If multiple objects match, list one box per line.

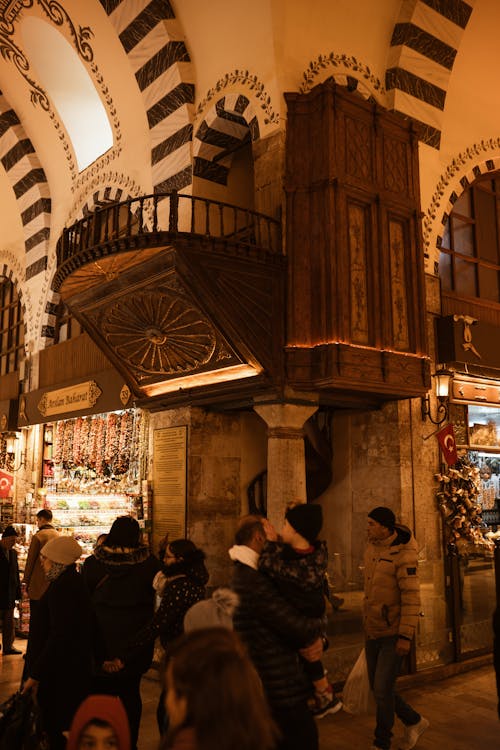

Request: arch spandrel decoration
left=422, top=144, right=500, bottom=274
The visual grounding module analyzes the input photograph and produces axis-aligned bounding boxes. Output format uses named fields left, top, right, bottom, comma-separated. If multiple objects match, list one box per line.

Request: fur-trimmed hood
left=94, top=543, right=151, bottom=568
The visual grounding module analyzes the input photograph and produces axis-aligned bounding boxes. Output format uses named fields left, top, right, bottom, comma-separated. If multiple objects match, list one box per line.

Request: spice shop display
left=40, top=409, right=147, bottom=555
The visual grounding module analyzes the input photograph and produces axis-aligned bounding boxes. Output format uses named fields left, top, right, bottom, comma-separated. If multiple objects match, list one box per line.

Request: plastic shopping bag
left=342, top=648, right=376, bottom=715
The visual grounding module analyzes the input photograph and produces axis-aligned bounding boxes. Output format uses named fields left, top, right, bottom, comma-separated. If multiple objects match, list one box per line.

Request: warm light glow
left=20, top=17, right=113, bottom=172
left=142, top=364, right=261, bottom=397
left=434, top=369, right=452, bottom=399
left=5, top=432, right=19, bottom=455
left=287, top=342, right=429, bottom=359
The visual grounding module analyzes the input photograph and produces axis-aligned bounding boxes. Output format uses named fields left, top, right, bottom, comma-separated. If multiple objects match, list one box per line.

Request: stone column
left=254, top=402, right=318, bottom=529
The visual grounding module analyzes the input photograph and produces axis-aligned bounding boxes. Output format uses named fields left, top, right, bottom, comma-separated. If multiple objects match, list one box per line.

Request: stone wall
left=148, top=407, right=267, bottom=588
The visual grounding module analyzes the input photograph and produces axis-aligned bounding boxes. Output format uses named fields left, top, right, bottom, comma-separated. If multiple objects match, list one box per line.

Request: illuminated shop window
left=20, top=17, right=113, bottom=172
left=439, top=173, right=500, bottom=303
left=0, top=278, right=24, bottom=376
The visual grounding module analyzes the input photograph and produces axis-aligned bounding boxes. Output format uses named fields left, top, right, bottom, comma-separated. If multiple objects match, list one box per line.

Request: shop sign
left=37, top=381, right=102, bottom=417
left=450, top=375, right=500, bottom=406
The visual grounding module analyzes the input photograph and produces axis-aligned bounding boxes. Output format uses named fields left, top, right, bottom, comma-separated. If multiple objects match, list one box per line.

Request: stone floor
left=1, top=638, right=498, bottom=749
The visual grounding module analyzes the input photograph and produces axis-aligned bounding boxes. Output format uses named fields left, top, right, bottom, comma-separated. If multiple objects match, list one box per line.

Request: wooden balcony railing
left=56, top=192, right=282, bottom=273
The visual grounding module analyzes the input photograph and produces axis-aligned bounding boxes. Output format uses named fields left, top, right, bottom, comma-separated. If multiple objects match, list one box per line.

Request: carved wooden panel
left=58, top=242, right=284, bottom=401
left=285, top=79, right=428, bottom=399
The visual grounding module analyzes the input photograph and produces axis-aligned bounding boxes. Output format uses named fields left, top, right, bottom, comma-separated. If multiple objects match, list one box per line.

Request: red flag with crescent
left=436, top=423, right=458, bottom=466
left=0, top=470, right=13, bottom=498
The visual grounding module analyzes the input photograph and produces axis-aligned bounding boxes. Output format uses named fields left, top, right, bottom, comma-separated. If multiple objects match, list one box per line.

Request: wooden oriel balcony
left=52, top=193, right=285, bottom=406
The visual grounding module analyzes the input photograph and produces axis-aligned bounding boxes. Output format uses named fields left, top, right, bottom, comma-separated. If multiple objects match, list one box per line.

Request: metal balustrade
left=56, top=192, right=282, bottom=271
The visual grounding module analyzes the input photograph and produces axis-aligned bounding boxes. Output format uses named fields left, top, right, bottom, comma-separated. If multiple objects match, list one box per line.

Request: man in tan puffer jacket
left=363, top=506, right=428, bottom=750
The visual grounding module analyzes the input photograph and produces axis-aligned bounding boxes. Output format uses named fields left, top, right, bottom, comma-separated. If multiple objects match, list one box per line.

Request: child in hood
left=66, top=694, right=131, bottom=750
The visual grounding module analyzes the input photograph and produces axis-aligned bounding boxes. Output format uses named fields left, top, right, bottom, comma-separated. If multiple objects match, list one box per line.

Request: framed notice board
left=152, top=426, right=187, bottom=551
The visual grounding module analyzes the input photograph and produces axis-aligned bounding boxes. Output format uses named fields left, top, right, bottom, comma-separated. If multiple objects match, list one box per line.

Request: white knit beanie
left=43, top=536, right=82, bottom=565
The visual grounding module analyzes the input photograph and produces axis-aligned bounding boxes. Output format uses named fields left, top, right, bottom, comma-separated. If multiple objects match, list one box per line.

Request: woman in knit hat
left=22, top=535, right=92, bottom=750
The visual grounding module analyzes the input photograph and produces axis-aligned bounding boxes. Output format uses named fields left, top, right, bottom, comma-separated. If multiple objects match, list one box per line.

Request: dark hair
left=163, top=628, right=278, bottom=750
left=168, top=539, right=203, bottom=564
left=82, top=718, right=111, bottom=731
left=106, top=516, right=141, bottom=548
left=37, top=508, right=53, bottom=522
left=234, top=515, right=265, bottom=546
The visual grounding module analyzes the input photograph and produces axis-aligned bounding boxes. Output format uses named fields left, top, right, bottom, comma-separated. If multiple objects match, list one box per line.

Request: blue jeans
left=365, top=636, right=420, bottom=750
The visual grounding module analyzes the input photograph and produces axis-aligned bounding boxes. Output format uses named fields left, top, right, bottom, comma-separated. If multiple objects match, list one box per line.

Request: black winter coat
left=133, top=557, right=208, bottom=650
left=0, top=546, right=20, bottom=609
left=29, top=565, right=93, bottom=732
left=231, top=561, right=324, bottom=709
left=92, top=544, right=160, bottom=675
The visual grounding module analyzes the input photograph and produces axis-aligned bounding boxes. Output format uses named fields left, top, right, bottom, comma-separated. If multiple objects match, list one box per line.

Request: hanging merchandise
left=40, top=408, right=147, bottom=557
left=435, top=456, right=491, bottom=548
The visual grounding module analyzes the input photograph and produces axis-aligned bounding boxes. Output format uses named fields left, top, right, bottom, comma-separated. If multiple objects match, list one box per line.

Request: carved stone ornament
left=101, top=291, right=217, bottom=375
left=120, top=384, right=132, bottom=406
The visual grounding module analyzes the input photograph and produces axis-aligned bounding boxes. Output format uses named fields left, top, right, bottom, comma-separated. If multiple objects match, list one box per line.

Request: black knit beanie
left=285, top=503, right=323, bottom=544
left=368, top=506, right=396, bottom=530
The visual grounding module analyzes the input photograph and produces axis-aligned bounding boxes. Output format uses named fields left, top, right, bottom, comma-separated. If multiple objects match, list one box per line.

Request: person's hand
left=22, top=677, right=39, bottom=695
left=261, top=518, right=278, bottom=541
left=299, top=636, right=323, bottom=662
left=102, top=657, right=124, bottom=673
left=396, top=637, right=411, bottom=656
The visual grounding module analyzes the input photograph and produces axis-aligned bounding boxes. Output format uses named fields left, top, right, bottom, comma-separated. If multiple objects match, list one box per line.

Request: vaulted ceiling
left=0, top=0, right=497, bottom=351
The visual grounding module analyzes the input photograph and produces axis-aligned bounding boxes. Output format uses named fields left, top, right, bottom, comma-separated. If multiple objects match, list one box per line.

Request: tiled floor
left=1, top=639, right=498, bottom=749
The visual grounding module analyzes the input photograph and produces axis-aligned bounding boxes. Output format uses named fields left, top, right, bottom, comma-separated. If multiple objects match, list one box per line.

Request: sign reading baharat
left=37, top=381, right=102, bottom=417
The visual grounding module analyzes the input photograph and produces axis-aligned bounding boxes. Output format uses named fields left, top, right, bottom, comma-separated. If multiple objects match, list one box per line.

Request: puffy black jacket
left=231, top=561, right=324, bottom=709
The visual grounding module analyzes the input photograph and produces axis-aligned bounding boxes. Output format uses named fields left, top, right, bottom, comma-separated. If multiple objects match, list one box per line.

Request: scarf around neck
left=228, top=545, right=259, bottom=570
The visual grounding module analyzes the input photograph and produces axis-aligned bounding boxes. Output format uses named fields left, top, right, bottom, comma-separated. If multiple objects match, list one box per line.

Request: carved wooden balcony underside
left=53, top=194, right=285, bottom=406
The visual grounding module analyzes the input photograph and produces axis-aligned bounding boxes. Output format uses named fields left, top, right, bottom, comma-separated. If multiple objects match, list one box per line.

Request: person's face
left=165, top=664, right=187, bottom=730
left=78, top=723, right=118, bottom=750
left=164, top=546, right=179, bottom=566
left=367, top=518, right=391, bottom=543
left=40, top=554, right=53, bottom=576
left=281, top=519, right=295, bottom=545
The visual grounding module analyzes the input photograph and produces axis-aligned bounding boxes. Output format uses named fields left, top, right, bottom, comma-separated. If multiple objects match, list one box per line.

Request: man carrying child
left=258, top=502, right=342, bottom=718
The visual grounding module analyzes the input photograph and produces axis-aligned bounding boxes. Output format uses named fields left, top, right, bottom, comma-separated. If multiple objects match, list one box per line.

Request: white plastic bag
left=342, top=648, right=375, bottom=715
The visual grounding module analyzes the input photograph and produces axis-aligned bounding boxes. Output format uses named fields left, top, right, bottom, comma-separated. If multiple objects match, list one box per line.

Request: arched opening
left=20, top=17, right=113, bottom=172
left=439, top=173, right=500, bottom=305
left=0, top=278, right=24, bottom=376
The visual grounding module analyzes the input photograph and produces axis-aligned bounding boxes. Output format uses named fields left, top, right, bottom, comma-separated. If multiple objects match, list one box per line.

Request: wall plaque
left=152, top=426, right=187, bottom=549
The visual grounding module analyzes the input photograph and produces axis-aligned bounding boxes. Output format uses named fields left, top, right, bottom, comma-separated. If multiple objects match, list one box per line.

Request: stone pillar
left=253, top=402, right=318, bottom=529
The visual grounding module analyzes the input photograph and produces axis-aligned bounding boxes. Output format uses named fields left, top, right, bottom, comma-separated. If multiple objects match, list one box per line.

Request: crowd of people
left=0, top=503, right=441, bottom=750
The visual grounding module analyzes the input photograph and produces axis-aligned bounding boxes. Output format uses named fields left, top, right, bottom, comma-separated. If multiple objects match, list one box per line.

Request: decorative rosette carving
left=102, top=291, right=216, bottom=375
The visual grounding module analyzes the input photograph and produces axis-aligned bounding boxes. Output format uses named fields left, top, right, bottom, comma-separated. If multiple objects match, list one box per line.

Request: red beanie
left=66, top=695, right=131, bottom=750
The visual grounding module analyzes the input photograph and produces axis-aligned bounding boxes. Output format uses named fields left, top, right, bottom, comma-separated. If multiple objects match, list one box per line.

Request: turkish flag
left=436, top=423, right=458, bottom=466
left=0, top=470, right=13, bottom=498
